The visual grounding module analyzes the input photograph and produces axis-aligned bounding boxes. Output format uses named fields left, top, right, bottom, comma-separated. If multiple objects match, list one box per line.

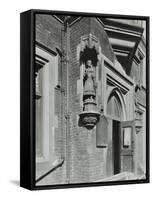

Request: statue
left=78, top=35, right=101, bottom=129
left=83, top=60, right=96, bottom=96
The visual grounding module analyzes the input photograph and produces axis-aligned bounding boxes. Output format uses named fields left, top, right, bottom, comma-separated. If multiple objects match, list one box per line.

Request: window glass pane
left=36, top=99, right=43, bottom=156
left=123, top=127, right=132, bottom=148
left=36, top=63, right=43, bottom=157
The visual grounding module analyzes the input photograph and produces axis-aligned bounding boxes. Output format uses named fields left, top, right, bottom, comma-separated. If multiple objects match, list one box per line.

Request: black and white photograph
left=1, top=0, right=153, bottom=198
left=34, top=12, right=149, bottom=187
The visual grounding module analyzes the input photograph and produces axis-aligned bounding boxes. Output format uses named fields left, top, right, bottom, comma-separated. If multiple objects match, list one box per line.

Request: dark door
left=113, top=120, right=134, bottom=174
left=113, top=120, right=121, bottom=174
left=120, top=121, right=135, bottom=173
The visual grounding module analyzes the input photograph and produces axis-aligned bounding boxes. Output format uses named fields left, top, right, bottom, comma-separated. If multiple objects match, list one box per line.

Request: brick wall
left=68, top=17, right=113, bottom=183
left=35, top=14, right=146, bottom=185
left=36, top=14, right=67, bottom=185
left=36, top=14, right=62, bottom=51
left=90, top=18, right=115, bottom=62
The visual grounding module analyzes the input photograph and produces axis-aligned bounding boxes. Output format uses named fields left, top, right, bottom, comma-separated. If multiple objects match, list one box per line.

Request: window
left=35, top=61, right=43, bottom=156
left=35, top=45, right=58, bottom=180
left=123, top=127, right=132, bottom=148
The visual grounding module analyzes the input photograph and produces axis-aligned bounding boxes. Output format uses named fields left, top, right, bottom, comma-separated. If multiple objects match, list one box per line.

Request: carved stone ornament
left=80, top=34, right=100, bottom=67
left=135, top=91, right=143, bottom=131
left=79, top=34, right=101, bottom=130
left=79, top=111, right=100, bottom=130
left=80, top=33, right=99, bottom=52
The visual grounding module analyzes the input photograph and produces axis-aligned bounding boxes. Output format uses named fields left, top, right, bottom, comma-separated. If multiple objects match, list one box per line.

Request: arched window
left=107, top=92, right=123, bottom=121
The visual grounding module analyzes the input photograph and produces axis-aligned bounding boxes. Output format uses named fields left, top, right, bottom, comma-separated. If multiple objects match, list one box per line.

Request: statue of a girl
left=83, top=60, right=96, bottom=96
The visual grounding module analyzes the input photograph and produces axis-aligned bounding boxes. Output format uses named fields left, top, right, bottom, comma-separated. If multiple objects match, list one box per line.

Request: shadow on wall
left=9, top=180, right=20, bottom=186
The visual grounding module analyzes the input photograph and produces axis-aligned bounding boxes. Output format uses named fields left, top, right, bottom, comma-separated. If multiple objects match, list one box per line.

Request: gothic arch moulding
left=106, top=87, right=127, bottom=121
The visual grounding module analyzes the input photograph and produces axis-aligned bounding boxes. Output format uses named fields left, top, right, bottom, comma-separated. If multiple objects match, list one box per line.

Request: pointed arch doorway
left=106, top=89, right=134, bottom=176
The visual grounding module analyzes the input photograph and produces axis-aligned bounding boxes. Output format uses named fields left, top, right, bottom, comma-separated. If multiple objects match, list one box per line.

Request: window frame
left=35, top=45, right=58, bottom=164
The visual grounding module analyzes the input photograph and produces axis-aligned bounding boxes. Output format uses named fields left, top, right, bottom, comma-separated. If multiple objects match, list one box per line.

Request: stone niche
left=78, top=34, right=101, bottom=130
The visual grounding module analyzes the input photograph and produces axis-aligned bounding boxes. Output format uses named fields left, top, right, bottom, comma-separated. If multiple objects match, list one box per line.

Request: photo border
left=20, top=9, right=150, bottom=190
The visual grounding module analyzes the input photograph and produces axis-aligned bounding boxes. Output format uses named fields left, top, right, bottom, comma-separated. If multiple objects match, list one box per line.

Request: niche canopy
left=79, top=34, right=101, bottom=130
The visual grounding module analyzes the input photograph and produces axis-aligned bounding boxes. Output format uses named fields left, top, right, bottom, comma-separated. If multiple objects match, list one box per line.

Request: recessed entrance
left=113, top=120, right=121, bottom=174
left=106, top=89, right=134, bottom=175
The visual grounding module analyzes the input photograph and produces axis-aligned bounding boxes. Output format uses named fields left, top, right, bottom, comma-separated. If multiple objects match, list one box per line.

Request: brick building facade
left=35, top=14, right=147, bottom=186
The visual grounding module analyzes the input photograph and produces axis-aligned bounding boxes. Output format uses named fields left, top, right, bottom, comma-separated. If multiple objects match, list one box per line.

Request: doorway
left=112, top=120, right=134, bottom=174
left=106, top=89, right=134, bottom=175
left=113, top=120, right=121, bottom=174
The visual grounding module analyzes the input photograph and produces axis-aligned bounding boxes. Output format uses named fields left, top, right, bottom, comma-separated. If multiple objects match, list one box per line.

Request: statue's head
left=86, top=60, right=92, bottom=68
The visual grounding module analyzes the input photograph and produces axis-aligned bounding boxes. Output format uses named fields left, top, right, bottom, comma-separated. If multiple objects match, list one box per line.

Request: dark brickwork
left=36, top=14, right=62, bottom=52
left=35, top=14, right=146, bottom=185
left=36, top=14, right=67, bottom=185
left=68, top=17, right=110, bottom=183
left=90, top=18, right=115, bottom=62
